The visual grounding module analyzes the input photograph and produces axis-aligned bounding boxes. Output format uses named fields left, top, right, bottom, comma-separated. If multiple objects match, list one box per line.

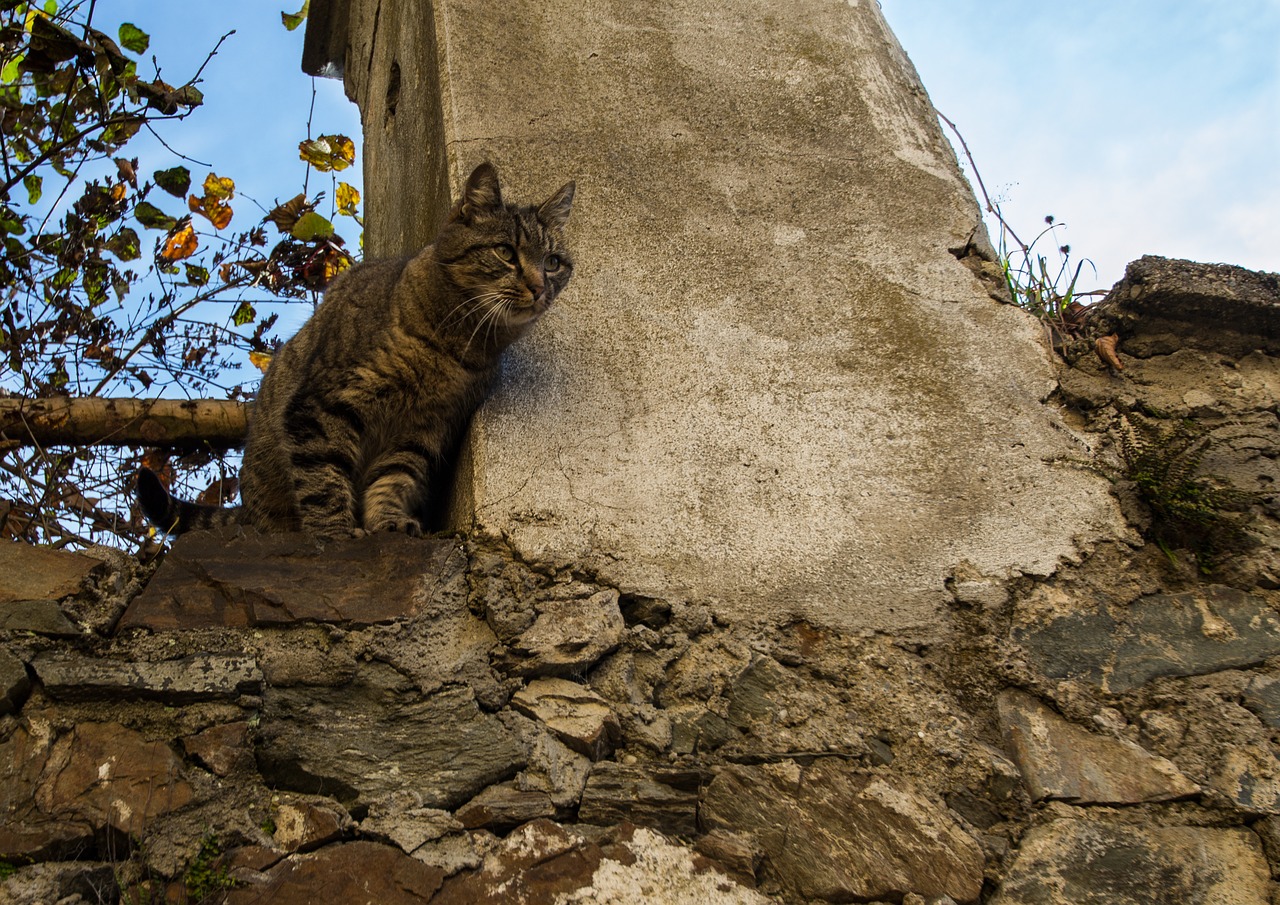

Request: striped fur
left=141, top=162, right=575, bottom=539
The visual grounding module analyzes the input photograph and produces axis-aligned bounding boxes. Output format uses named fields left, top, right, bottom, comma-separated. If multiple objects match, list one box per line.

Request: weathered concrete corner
left=426, top=0, right=1123, bottom=632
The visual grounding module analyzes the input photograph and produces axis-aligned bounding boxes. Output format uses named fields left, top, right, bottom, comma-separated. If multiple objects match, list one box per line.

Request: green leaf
left=106, top=226, right=140, bottom=261
left=184, top=263, right=209, bottom=286
left=232, top=300, right=256, bottom=326
left=22, top=174, right=41, bottom=205
left=118, top=23, right=149, bottom=55
left=134, top=201, right=177, bottom=231
left=153, top=166, right=191, bottom=198
left=290, top=211, right=334, bottom=241
left=1, top=56, right=22, bottom=85
left=281, top=0, right=310, bottom=31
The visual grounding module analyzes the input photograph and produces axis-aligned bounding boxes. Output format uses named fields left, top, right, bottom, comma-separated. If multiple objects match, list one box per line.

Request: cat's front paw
left=368, top=516, right=422, bottom=537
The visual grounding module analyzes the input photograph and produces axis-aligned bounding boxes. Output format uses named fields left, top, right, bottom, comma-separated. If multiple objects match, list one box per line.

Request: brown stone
left=181, top=722, right=253, bottom=777
left=702, top=759, right=984, bottom=903
left=577, top=762, right=702, bottom=837
left=998, top=690, right=1199, bottom=804
left=223, top=840, right=445, bottom=905
left=0, top=543, right=102, bottom=604
left=990, top=819, right=1270, bottom=904
left=431, top=819, right=603, bottom=905
left=511, top=678, right=621, bottom=760
left=273, top=800, right=351, bottom=853
left=0, top=724, right=94, bottom=861
left=499, top=589, right=625, bottom=677
left=118, top=529, right=463, bottom=630
left=35, top=722, right=194, bottom=837
left=455, top=782, right=556, bottom=830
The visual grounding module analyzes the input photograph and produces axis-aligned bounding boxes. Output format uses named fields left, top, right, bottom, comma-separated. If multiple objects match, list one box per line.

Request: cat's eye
left=546, top=254, right=562, bottom=272
left=493, top=244, right=516, bottom=264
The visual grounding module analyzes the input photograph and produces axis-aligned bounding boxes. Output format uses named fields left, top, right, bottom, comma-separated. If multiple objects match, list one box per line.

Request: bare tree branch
left=0, top=397, right=246, bottom=449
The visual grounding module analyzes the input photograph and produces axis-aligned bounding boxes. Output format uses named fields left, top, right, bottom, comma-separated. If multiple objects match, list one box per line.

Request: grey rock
left=0, top=646, right=30, bottom=715
left=257, top=663, right=524, bottom=808
left=359, top=795, right=459, bottom=856
left=1016, top=585, right=1280, bottom=693
left=119, top=529, right=464, bottom=630
left=0, top=861, right=117, bottom=905
left=990, top=819, right=1270, bottom=904
left=0, top=599, right=79, bottom=635
left=508, top=715, right=592, bottom=809
left=455, top=782, right=555, bottom=830
left=701, top=759, right=983, bottom=903
left=511, top=677, right=621, bottom=760
left=498, top=588, right=625, bottom=677
left=182, top=721, right=254, bottom=776
left=997, top=690, right=1198, bottom=804
left=1095, top=256, right=1280, bottom=357
left=577, top=761, right=702, bottom=837
left=33, top=652, right=262, bottom=703
left=1243, top=674, right=1280, bottom=728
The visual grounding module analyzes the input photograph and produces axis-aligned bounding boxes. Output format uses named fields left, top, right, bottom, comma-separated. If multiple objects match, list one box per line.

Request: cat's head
left=436, top=162, right=575, bottom=335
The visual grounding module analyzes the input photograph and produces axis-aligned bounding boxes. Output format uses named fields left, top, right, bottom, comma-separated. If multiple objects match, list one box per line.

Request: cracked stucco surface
left=433, top=0, right=1126, bottom=633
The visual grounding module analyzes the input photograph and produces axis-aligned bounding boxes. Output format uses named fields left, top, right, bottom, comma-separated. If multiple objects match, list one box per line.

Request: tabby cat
left=139, top=162, right=575, bottom=539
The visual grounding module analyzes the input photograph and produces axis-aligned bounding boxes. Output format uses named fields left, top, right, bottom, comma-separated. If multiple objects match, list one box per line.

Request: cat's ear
left=458, top=162, right=503, bottom=221
left=539, top=181, right=575, bottom=231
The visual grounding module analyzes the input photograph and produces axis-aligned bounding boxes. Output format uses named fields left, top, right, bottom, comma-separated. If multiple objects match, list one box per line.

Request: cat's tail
left=137, top=467, right=242, bottom=535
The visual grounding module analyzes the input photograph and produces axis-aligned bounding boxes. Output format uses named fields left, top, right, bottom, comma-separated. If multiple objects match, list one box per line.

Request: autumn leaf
left=23, top=174, right=41, bottom=204
left=105, top=226, right=141, bottom=261
left=249, top=350, right=273, bottom=372
left=298, top=134, right=355, bottom=172
left=267, top=192, right=310, bottom=233
left=187, top=173, right=235, bottom=229
left=114, top=157, right=139, bottom=187
left=202, top=173, right=235, bottom=201
left=232, top=300, right=256, bottom=326
left=336, top=181, right=360, bottom=217
left=160, top=223, right=198, bottom=261
left=189, top=193, right=233, bottom=229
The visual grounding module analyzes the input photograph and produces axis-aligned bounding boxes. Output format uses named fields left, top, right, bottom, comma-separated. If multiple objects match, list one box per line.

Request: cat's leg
left=281, top=391, right=365, bottom=539
left=361, top=441, right=438, bottom=536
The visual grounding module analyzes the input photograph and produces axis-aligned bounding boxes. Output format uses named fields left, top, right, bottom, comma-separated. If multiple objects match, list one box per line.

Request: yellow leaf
left=298, top=134, right=355, bottom=172
left=160, top=224, right=198, bottom=261
left=249, top=351, right=272, bottom=372
left=336, top=181, right=360, bottom=216
left=202, top=173, right=235, bottom=201
left=110, top=183, right=128, bottom=202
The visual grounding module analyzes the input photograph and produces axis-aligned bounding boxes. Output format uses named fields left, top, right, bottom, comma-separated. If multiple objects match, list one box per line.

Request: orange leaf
left=1095, top=334, right=1124, bottom=372
left=188, top=194, right=233, bottom=229
left=161, top=224, right=198, bottom=261
left=249, top=351, right=272, bottom=372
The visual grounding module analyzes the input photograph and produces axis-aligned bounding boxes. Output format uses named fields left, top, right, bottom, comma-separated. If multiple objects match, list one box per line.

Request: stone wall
left=2, top=258, right=1279, bottom=904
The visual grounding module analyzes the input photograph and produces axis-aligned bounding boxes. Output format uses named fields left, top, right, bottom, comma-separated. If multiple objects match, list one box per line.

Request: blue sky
left=883, top=0, right=1280, bottom=291
left=101, top=1, right=1278, bottom=298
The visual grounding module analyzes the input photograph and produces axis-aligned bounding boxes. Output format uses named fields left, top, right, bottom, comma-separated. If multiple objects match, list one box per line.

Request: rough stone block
left=701, top=759, right=983, bottom=903
left=497, top=588, right=625, bottom=677
left=577, top=762, right=701, bottom=837
left=997, top=690, right=1198, bottom=804
left=0, top=599, right=79, bottom=635
left=511, top=677, right=621, bottom=760
left=0, top=543, right=102, bottom=604
left=990, top=819, right=1270, bottom=905
left=257, top=664, right=524, bottom=808
left=32, top=652, right=263, bottom=703
left=0, top=646, right=30, bottom=715
left=1016, top=585, right=1280, bottom=692
left=223, top=840, right=446, bottom=905
left=119, top=529, right=464, bottom=630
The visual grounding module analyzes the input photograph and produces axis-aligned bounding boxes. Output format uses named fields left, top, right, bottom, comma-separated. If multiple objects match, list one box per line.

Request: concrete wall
left=338, top=0, right=1125, bottom=634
